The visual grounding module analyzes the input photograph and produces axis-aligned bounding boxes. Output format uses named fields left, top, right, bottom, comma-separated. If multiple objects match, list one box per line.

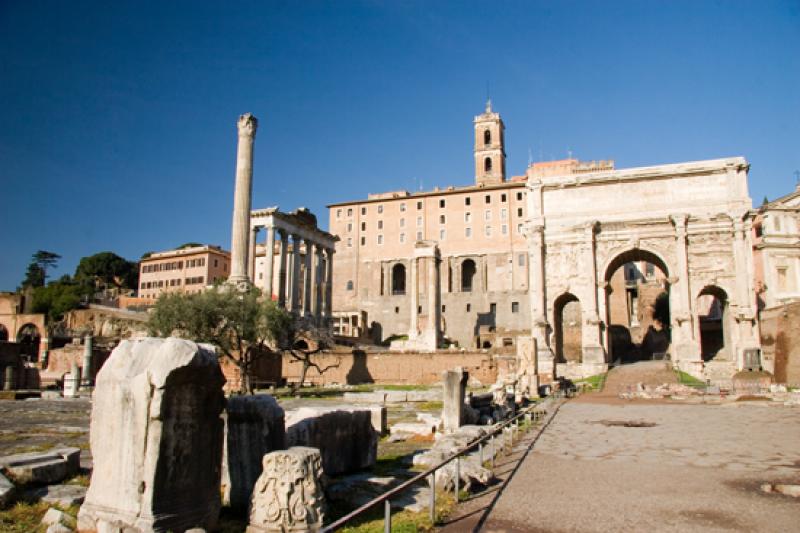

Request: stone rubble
left=26, top=483, right=87, bottom=507
left=619, top=382, right=800, bottom=405
left=413, top=425, right=497, bottom=492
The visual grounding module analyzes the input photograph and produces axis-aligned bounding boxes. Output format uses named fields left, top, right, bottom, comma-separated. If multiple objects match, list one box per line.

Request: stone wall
left=761, top=302, right=800, bottom=386
left=282, top=350, right=497, bottom=386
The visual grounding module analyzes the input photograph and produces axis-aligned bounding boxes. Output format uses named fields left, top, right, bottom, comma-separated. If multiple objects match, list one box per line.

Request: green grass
left=381, top=384, right=431, bottom=391
left=0, top=501, right=78, bottom=533
left=675, top=370, right=706, bottom=388
left=574, top=373, right=608, bottom=391
left=330, top=489, right=456, bottom=533
left=415, top=401, right=443, bottom=411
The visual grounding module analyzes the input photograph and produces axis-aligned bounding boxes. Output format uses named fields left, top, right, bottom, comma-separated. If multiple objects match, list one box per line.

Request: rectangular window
left=502, top=224, right=508, bottom=235
left=361, top=236, right=366, bottom=246
left=347, top=237, right=352, bottom=247
left=377, top=235, right=383, bottom=245
left=517, top=223, right=523, bottom=234
left=465, top=227, right=472, bottom=238
left=466, top=303, right=471, bottom=312
left=518, top=253, right=525, bottom=266
left=400, top=218, right=405, bottom=227
left=442, top=305, right=446, bottom=313
left=378, top=220, right=383, bottom=229
left=501, top=193, right=507, bottom=202
left=516, top=192, right=523, bottom=201
left=400, top=203, right=406, bottom=212
left=361, top=206, right=366, bottom=215
left=439, top=199, right=446, bottom=208
left=417, top=201, right=423, bottom=210
left=465, top=212, right=471, bottom=223
left=347, top=223, right=352, bottom=232
left=378, top=205, right=384, bottom=214
left=336, top=209, right=342, bottom=218
left=417, top=231, right=423, bottom=240
left=465, top=197, right=471, bottom=206
left=417, top=216, right=423, bottom=227
left=485, top=210, right=491, bottom=221
left=511, top=301, right=519, bottom=313
left=501, top=208, right=507, bottom=220
left=347, top=208, right=353, bottom=217
left=439, top=214, right=446, bottom=224
left=439, top=229, right=446, bottom=240
left=485, top=225, right=492, bottom=236
left=400, top=233, right=405, bottom=243
left=490, top=302, right=497, bottom=314
left=485, top=195, right=491, bottom=204
left=361, top=221, right=366, bottom=231
left=517, top=207, right=523, bottom=217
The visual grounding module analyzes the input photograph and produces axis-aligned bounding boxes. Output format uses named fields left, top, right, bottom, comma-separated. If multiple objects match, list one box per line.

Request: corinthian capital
left=237, top=113, right=258, bottom=138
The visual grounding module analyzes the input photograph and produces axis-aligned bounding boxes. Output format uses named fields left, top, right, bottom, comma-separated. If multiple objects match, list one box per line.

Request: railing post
left=454, top=456, right=461, bottom=502
left=491, top=434, right=495, bottom=468
left=479, top=441, right=484, bottom=465
left=384, top=499, right=391, bottom=533
left=429, top=472, right=436, bottom=524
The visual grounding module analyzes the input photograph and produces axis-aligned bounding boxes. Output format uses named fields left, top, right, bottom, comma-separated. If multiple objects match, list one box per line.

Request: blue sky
left=1, top=1, right=798, bottom=291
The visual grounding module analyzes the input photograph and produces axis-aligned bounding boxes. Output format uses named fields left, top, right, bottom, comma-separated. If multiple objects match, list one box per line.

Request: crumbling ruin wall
left=761, top=302, right=800, bottom=386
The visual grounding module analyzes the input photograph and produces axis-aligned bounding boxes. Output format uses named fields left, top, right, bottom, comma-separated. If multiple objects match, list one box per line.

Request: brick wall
left=760, top=302, right=800, bottom=386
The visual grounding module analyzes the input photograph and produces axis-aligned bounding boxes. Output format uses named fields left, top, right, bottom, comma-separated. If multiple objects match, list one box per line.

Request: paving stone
left=27, top=484, right=86, bottom=506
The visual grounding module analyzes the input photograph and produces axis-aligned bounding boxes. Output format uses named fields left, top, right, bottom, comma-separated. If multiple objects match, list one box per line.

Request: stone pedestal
left=77, top=338, right=226, bottom=533
left=442, top=368, right=468, bottom=433
left=246, top=447, right=325, bottom=533
left=63, top=363, right=80, bottom=398
left=223, top=395, right=286, bottom=512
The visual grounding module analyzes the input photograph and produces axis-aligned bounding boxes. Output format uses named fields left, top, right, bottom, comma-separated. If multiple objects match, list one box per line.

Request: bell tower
left=474, top=100, right=506, bottom=185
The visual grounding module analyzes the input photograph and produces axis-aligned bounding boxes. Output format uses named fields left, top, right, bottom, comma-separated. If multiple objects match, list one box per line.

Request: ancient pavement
left=441, top=363, right=800, bottom=533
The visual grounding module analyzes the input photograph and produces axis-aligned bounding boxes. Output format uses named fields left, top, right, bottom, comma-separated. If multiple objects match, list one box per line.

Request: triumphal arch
left=525, top=157, right=760, bottom=380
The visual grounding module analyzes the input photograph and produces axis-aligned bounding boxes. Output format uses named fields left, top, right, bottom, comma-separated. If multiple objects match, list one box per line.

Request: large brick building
left=328, top=102, right=612, bottom=349
left=137, top=244, right=231, bottom=300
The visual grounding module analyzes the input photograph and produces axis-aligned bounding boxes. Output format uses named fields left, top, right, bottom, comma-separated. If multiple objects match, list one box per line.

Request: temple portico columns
left=289, top=234, right=302, bottom=313
left=277, top=230, right=289, bottom=308
left=229, top=113, right=258, bottom=287
left=263, top=226, right=275, bottom=300
left=248, top=226, right=258, bottom=283
left=311, top=245, right=323, bottom=321
left=303, top=239, right=313, bottom=316
left=324, top=249, right=334, bottom=322
left=409, top=256, right=419, bottom=337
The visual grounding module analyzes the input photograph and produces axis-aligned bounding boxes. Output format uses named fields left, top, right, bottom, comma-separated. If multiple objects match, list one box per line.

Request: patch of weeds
left=675, top=370, right=706, bottom=388
left=8, top=443, right=54, bottom=455
left=0, top=501, right=77, bottom=533
left=574, top=373, right=608, bottom=391
left=329, top=489, right=456, bottom=533
left=381, top=384, right=431, bottom=391
left=415, top=401, right=442, bottom=411
left=65, top=473, right=90, bottom=487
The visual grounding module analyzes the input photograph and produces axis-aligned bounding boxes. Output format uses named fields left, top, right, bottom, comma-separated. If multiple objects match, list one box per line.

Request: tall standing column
left=324, top=249, right=334, bottom=323
left=290, top=234, right=302, bottom=313
left=263, top=226, right=276, bottom=300
left=82, top=334, right=93, bottom=388
left=670, top=214, right=698, bottom=362
left=228, top=113, right=258, bottom=287
left=311, top=245, right=322, bottom=321
left=303, top=239, right=313, bottom=316
left=248, top=226, right=258, bottom=283
left=409, top=257, right=419, bottom=338
left=277, top=230, right=289, bottom=308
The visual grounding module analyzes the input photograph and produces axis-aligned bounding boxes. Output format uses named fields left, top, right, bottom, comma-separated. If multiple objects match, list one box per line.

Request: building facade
left=137, top=245, right=231, bottom=300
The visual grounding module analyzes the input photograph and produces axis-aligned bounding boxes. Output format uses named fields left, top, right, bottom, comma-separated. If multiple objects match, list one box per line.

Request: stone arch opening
left=16, top=323, right=41, bottom=362
left=484, top=157, right=492, bottom=173
left=483, top=129, right=491, bottom=146
left=391, top=263, right=406, bottom=295
left=697, top=285, right=731, bottom=361
left=604, top=249, right=671, bottom=363
left=0, top=324, right=7, bottom=342
left=554, top=293, right=582, bottom=363
left=461, top=259, right=476, bottom=292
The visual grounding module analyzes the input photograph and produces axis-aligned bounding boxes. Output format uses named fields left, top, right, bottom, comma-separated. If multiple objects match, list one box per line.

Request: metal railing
left=322, top=401, right=554, bottom=532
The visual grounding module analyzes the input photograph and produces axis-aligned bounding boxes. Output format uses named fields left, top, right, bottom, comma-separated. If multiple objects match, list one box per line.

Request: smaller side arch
left=554, top=293, right=582, bottom=363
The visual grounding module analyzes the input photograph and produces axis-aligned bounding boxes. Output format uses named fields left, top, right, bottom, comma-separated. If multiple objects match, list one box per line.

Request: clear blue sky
left=1, top=1, right=798, bottom=291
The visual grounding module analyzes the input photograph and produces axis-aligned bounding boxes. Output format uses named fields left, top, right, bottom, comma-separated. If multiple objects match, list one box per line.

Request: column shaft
left=311, top=246, right=322, bottom=320
left=289, top=235, right=302, bottom=313
left=229, top=114, right=258, bottom=284
left=278, top=231, right=289, bottom=308
left=248, top=227, right=258, bottom=283
left=324, top=249, right=334, bottom=321
left=303, top=239, right=313, bottom=315
left=264, top=226, right=275, bottom=300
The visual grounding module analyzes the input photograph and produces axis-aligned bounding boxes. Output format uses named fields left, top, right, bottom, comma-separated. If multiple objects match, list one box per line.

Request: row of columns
left=249, top=226, right=334, bottom=323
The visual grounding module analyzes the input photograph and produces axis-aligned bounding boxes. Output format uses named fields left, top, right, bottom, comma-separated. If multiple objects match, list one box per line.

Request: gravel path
left=441, top=398, right=800, bottom=532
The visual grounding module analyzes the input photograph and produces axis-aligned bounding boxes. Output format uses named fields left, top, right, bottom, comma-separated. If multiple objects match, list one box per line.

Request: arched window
left=346, top=280, right=354, bottom=291
left=484, top=157, right=492, bottom=172
left=392, top=264, right=406, bottom=295
left=461, top=259, right=477, bottom=292
left=483, top=129, right=491, bottom=146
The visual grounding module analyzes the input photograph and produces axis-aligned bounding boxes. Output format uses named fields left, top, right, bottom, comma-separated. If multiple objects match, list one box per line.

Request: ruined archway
left=461, top=259, right=476, bottom=292
left=604, top=249, right=670, bottom=363
left=697, top=285, right=731, bottom=361
left=554, top=293, right=582, bottom=363
left=16, top=323, right=41, bottom=362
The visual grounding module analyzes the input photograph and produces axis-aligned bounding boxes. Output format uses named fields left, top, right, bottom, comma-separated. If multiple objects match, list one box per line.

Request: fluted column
left=277, top=230, right=288, bottom=308
left=324, top=248, right=334, bottom=322
left=311, top=245, right=322, bottom=321
left=228, top=113, right=258, bottom=287
left=303, top=239, right=313, bottom=316
left=248, top=226, right=258, bottom=283
left=290, top=234, right=302, bottom=313
left=263, top=226, right=275, bottom=300
left=670, top=213, right=699, bottom=362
